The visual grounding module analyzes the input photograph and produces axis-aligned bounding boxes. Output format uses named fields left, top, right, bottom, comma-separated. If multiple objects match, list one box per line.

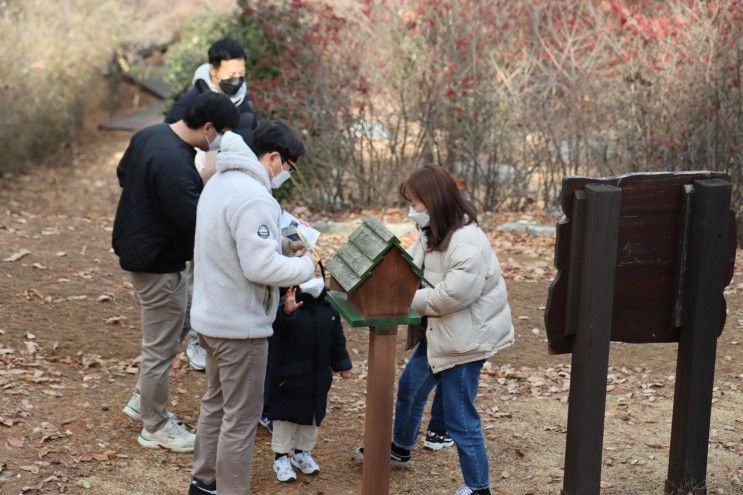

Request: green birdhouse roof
left=328, top=216, right=423, bottom=293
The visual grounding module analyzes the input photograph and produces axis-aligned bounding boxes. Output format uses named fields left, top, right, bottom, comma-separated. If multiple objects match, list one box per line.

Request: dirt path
left=0, top=128, right=741, bottom=494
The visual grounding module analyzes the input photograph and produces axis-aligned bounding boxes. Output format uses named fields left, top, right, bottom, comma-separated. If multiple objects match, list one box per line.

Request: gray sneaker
left=186, top=340, right=206, bottom=371
left=137, top=416, right=195, bottom=453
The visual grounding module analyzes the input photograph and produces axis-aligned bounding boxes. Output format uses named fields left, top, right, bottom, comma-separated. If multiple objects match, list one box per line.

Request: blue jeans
left=393, top=340, right=489, bottom=490
left=428, top=381, right=445, bottom=434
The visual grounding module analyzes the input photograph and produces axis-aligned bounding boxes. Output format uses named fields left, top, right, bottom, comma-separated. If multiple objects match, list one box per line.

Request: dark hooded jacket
left=266, top=288, right=352, bottom=426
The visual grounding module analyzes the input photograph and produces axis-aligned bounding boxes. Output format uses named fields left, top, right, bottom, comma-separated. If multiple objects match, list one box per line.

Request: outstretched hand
left=283, top=287, right=303, bottom=315
left=287, top=240, right=306, bottom=256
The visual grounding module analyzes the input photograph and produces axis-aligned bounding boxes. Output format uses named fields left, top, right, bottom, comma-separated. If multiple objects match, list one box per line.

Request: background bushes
left=165, top=0, right=741, bottom=222
left=0, top=0, right=123, bottom=169
left=0, top=0, right=235, bottom=173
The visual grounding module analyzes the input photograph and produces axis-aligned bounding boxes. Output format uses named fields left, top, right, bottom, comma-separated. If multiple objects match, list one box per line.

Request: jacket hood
left=216, top=131, right=270, bottom=190
left=192, top=63, right=247, bottom=106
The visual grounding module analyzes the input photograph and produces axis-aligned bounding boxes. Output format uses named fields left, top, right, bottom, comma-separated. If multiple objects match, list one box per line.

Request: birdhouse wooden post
left=326, top=216, right=423, bottom=495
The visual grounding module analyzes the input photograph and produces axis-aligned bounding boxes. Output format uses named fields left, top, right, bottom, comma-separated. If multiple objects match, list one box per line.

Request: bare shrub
left=0, top=0, right=123, bottom=169
left=167, top=1, right=740, bottom=217
left=0, top=0, right=237, bottom=173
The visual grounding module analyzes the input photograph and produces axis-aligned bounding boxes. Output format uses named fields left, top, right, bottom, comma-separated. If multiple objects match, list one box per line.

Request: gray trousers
left=130, top=270, right=189, bottom=433
left=192, top=334, right=268, bottom=495
left=184, top=261, right=197, bottom=345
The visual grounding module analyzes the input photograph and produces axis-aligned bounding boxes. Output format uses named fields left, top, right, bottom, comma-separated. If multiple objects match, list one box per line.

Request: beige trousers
left=271, top=420, right=319, bottom=454
left=192, top=334, right=268, bottom=495
left=130, top=270, right=189, bottom=433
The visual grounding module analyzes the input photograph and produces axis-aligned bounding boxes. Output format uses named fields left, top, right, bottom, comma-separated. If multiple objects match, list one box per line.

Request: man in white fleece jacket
left=188, top=123, right=315, bottom=495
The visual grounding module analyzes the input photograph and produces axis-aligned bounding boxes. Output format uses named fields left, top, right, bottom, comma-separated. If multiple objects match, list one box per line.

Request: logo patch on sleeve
left=257, top=225, right=270, bottom=239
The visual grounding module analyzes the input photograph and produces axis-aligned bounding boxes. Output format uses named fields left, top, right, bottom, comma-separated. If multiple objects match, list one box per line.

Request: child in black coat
left=266, top=276, right=352, bottom=482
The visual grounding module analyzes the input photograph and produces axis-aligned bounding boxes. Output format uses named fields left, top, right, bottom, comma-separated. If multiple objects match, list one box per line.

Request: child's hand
left=283, top=287, right=303, bottom=315
left=338, top=370, right=352, bottom=379
left=287, top=240, right=306, bottom=256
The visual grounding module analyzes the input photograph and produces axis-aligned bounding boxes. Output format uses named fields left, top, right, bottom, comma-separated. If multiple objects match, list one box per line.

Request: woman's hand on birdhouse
left=283, top=287, right=303, bottom=315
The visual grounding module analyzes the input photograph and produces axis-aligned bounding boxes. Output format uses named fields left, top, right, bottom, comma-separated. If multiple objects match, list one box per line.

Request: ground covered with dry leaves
left=0, top=129, right=741, bottom=494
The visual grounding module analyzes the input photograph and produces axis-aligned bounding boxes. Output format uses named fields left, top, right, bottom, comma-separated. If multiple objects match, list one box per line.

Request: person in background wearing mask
left=355, top=165, right=514, bottom=495
left=165, top=37, right=258, bottom=372
left=188, top=123, right=316, bottom=495
left=166, top=37, right=256, bottom=150
left=114, top=93, right=240, bottom=453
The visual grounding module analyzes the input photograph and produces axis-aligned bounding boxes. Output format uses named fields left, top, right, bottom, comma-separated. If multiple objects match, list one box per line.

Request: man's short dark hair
left=252, top=121, right=306, bottom=163
left=208, top=37, right=247, bottom=67
left=183, top=93, right=240, bottom=132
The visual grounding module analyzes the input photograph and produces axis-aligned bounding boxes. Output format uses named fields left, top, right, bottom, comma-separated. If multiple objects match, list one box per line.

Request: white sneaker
left=137, top=416, right=195, bottom=453
left=273, top=455, right=297, bottom=482
left=186, top=340, right=206, bottom=371
left=122, top=390, right=177, bottom=422
left=122, top=390, right=143, bottom=421
left=454, top=487, right=474, bottom=495
left=291, top=451, right=320, bottom=475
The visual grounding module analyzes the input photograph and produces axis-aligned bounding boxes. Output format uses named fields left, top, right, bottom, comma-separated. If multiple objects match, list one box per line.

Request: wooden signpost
left=545, top=172, right=737, bottom=495
left=325, top=216, right=423, bottom=495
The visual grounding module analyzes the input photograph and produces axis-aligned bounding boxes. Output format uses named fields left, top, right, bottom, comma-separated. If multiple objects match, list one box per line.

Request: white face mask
left=206, top=131, right=223, bottom=152
left=299, top=277, right=325, bottom=298
left=408, top=205, right=430, bottom=227
left=270, top=169, right=292, bottom=189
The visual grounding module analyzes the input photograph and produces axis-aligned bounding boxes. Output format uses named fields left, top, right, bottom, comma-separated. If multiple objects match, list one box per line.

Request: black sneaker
left=259, top=415, right=273, bottom=433
left=354, top=445, right=412, bottom=468
left=423, top=430, right=454, bottom=450
left=188, top=478, right=216, bottom=495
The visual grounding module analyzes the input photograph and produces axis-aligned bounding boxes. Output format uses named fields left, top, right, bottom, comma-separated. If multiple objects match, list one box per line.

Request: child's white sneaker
left=291, top=451, right=320, bottom=475
left=273, top=455, right=297, bottom=482
left=137, top=416, right=195, bottom=453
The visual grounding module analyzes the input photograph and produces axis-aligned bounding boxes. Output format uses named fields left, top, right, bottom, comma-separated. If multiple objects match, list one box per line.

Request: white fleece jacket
left=190, top=132, right=314, bottom=339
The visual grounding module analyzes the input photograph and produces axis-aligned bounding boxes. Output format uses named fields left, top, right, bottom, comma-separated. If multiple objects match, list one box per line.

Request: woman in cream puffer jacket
left=392, top=165, right=513, bottom=495
left=408, top=224, right=513, bottom=373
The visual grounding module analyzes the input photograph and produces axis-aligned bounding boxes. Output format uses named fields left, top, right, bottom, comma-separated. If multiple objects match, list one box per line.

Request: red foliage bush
left=236, top=0, right=741, bottom=218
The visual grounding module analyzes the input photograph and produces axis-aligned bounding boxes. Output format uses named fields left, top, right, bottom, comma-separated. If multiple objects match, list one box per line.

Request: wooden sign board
left=545, top=172, right=737, bottom=354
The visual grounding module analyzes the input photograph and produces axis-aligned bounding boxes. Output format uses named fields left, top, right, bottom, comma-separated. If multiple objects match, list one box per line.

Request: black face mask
left=219, top=76, right=244, bottom=96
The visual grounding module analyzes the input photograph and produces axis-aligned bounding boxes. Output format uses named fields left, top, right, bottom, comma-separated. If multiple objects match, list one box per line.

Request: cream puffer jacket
left=409, top=222, right=514, bottom=373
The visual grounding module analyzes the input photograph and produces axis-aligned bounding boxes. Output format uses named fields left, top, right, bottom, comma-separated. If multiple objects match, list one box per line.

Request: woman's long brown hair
left=399, top=165, right=477, bottom=250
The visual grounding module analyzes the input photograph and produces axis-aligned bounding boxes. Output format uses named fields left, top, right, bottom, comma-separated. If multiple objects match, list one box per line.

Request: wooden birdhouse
left=326, top=216, right=423, bottom=326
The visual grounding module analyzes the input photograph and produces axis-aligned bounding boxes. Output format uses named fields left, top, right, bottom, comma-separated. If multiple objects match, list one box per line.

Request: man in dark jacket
left=113, top=92, right=239, bottom=453
left=165, top=37, right=259, bottom=372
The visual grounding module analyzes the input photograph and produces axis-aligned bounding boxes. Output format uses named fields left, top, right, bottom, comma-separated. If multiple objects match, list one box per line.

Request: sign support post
left=562, top=185, right=622, bottom=495
left=666, top=179, right=732, bottom=495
